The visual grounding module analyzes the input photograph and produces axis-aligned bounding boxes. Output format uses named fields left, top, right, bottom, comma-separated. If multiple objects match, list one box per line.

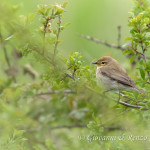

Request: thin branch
left=62, top=66, right=77, bottom=81
left=141, top=43, right=150, bottom=81
left=78, top=34, right=150, bottom=61
left=0, top=32, right=11, bottom=68
left=50, top=124, right=123, bottom=131
left=114, top=92, right=148, bottom=110
left=119, top=92, right=134, bottom=101
left=0, top=31, right=16, bottom=82
left=24, top=125, right=123, bottom=133
left=62, top=73, right=75, bottom=80
left=44, top=18, right=50, bottom=36
left=36, top=89, right=76, bottom=96
left=43, top=17, right=51, bottom=54
left=32, top=48, right=55, bottom=66
left=72, top=67, right=77, bottom=78
left=133, top=48, right=143, bottom=56
left=117, top=25, right=121, bottom=46
left=50, top=124, right=87, bottom=130
left=78, top=34, right=125, bottom=51
left=136, top=0, right=142, bottom=6
left=118, top=100, right=148, bottom=110
left=53, top=16, right=61, bottom=59
left=104, top=126, right=124, bottom=131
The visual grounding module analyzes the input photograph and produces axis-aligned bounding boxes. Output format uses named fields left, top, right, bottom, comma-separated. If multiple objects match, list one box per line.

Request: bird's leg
left=118, top=90, right=120, bottom=104
left=117, top=83, right=120, bottom=104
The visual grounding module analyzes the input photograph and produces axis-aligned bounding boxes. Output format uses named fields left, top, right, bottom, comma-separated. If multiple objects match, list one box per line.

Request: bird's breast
left=96, top=68, right=127, bottom=90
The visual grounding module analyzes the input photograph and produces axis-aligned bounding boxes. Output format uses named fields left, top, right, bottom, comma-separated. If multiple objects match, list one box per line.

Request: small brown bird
left=92, top=56, right=144, bottom=94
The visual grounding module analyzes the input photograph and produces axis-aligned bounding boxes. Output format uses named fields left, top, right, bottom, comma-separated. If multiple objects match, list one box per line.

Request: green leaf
left=62, top=2, right=68, bottom=8
left=38, top=5, right=45, bottom=15
left=123, top=49, right=133, bottom=55
left=61, top=23, right=71, bottom=30
left=54, top=5, right=64, bottom=15
left=130, top=54, right=135, bottom=64
left=139, top=59, right=144, bottom=65
left=45, top=7, right=52, bottom=16
left=124, top=37, right=133, bottom=41
left=139, top=66, right=145, bottom=80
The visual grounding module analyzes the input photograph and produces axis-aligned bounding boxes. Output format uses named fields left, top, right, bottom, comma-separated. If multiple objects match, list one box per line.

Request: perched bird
left=92, top=56, right=144, bottom=94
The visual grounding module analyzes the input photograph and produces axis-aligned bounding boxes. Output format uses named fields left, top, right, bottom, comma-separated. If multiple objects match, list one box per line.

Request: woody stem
left=141, top=43, right=150, bottom=81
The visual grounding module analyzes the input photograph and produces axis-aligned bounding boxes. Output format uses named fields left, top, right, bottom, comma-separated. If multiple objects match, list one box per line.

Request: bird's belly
left=97, top=74, right=127, bottom=91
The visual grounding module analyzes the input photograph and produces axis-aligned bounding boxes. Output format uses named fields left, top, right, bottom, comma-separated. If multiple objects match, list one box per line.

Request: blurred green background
left=1, top=1, right=150, bottom=150
left=8, top=0, right=133, bottom=62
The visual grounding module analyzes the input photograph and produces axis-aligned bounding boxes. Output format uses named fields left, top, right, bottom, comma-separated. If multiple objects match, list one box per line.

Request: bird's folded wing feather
left=101, top=67, right=136, bottom=87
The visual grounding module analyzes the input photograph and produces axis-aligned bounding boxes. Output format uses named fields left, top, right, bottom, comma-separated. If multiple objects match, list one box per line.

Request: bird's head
left=92, top=56, right=115, bottom=68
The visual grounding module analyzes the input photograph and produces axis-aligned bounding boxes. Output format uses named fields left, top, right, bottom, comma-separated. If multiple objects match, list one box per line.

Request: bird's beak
left=92, top=61, right=97, bottom=64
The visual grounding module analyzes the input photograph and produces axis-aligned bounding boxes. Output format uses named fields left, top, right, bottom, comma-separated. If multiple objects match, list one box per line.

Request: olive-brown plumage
left=93, top=56, right=144, bottom=93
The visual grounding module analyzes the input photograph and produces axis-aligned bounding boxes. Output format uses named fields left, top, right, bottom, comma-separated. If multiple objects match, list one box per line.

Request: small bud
left=57, top=21, right=61, bottom=24
left=46, top=16, right=50, bottom=20
left=47, top=23, right=51, bottom=27
left=48, top=29, right=53, bottom=33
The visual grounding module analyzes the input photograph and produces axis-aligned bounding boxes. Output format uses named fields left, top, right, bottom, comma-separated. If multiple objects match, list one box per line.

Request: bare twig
left=43, top=17, right=51, bottom=54
left=23, top=64, right=39, bottom=79
left=78, top=34, right=125, bottom=51
left=119, top=92, right=134, bottom=101
left=0, top=32, right=11, bottom=67
left=114, top=92, right=148, bottom=110
left=133, top=49, right=143, bottom=56
left=53, top=16, right=61, bottom=59
left=0, top=31, right=16, bottom=82
left=62, top=73, right=75, bottom=80
left=50, top=124, right=123, bottom=131
left=44, top=18, right=50, bottom=36
left=24, top=125, right=123, bottom=133
left=118, top=100, right=148, bottom=110
left=117, top=26, right=121, bottom=46
left=62, top=66, right=77, bottom=81
left=36, top=89, right=76, bottom=96
left=78, top=34, right=150, bottom=62
left=72, top=67, right=77, bottom=78
left=50, top=124, right=86, bottom=130
left=136, top=0, right=142, bottom=6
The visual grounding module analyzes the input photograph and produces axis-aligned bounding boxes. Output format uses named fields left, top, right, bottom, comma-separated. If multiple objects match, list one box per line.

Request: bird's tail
left=134, top=87, right=146, bottom=95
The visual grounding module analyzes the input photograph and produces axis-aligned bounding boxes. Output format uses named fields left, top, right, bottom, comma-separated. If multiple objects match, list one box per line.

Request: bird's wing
left=100, top=66, right=136, bottom=87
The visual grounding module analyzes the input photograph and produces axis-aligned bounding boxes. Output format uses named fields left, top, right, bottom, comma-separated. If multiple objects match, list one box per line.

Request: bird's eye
left=101, top=62, right=105, bottom=64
